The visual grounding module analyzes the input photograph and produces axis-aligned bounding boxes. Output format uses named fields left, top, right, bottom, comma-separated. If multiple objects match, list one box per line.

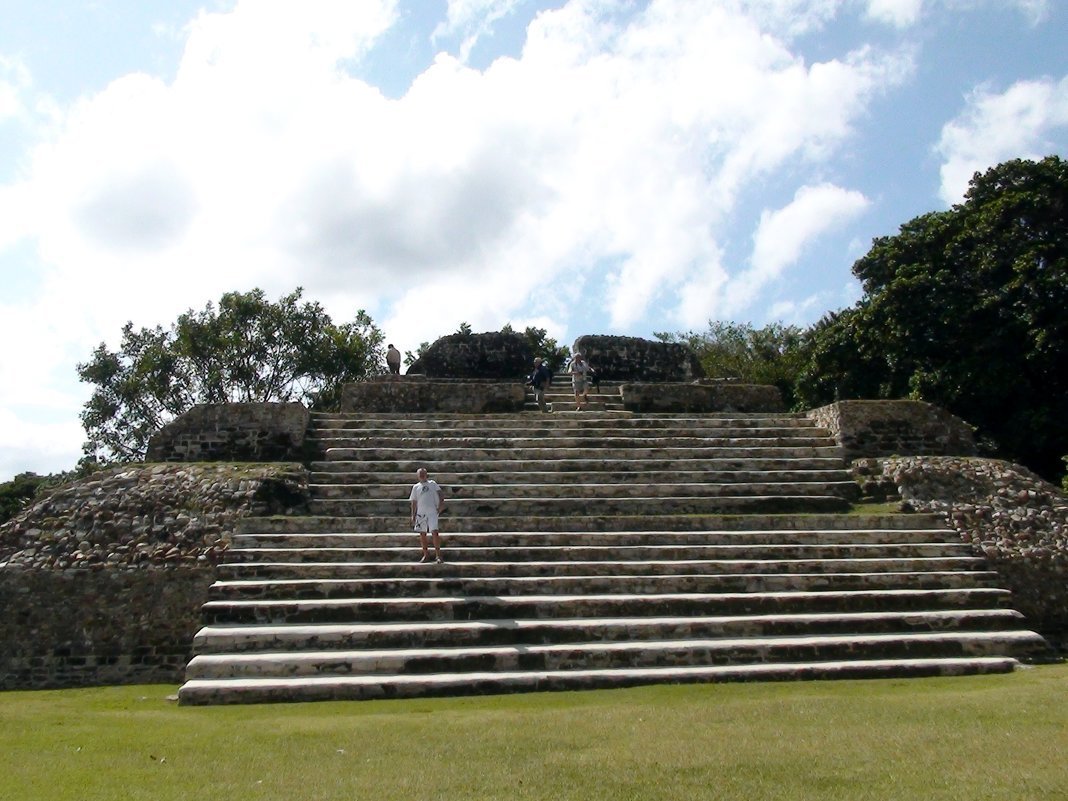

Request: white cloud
left=937, top=75, right=1068, bottom=203
left=865, top=0, right=923, bottom=27
left=862, top=0, right=1050, bottom=29
left=0, top=0, right=921, bottom=475
left=0, top=407, right=85, bottom=479
left=433, top=0, right=524, bottom=62
left=691, top=183, right=869, bottom=323
left=0, top=54, right=33, bottom=124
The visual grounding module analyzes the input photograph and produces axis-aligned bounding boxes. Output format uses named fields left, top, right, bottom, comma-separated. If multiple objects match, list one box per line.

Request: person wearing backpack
left=528, top=356, right=553, bottom=413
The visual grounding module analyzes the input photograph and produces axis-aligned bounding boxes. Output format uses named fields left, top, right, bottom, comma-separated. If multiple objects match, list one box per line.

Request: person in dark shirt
left=528, top=357, right=553, bottom=413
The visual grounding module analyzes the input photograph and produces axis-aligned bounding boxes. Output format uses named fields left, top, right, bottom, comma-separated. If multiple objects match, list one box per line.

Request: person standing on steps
left=528, top=356, right=553, bottom=413
left=386, top=343, right=402, bottom=376
left=569, top=352, right=591, bottom=410
left=409, top=467, right=446, bottom=563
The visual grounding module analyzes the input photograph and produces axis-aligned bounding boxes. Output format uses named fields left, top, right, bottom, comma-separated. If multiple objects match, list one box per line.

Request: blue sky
left=1, top=0, right=1066, bottom=480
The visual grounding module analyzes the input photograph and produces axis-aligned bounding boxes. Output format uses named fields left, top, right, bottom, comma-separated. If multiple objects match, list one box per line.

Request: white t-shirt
left=409, top=479, right=444, bottom=515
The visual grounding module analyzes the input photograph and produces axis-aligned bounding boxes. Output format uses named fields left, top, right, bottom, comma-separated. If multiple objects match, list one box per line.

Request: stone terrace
left=178, top=387, right=1046, bottom=704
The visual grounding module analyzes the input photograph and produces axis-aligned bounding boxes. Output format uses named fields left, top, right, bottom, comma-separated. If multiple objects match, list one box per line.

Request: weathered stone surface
left=147, top=402, right=310, bottom=462
left=340, top=377, right=527, bottom=413
left=809, top=400, right=976, bottom=460
left=0, top=566, right=213, bottom=689
left=407, top=331, right=533, bottom=379
left=571, top=335, right=703, bottom=382
left=853, top=455, right=1068, bottom=640
left=0, top=463, right=308, bottom=569
left=0, top=463, right=309, bottom=689
left=618, top=382, right=784, bottom=413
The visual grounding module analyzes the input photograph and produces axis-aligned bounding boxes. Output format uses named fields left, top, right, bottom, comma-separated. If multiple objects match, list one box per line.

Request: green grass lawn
left=3, top=666, right=1066, bottom=801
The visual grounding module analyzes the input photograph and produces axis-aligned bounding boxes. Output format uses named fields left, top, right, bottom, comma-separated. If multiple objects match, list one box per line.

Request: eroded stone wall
left=619, top=382, right=784, bottom=413
left=0, top=567, right=213, bottom=689
left=0, top=463, right=308, bottom=569
left=407, top=331, right=533, bottom=379
left=341, top=377, right=527, bottom=413
left=146, top=402, right=309, bottom=463
left=808, top=400, right=976, bottom=460
left=0, top=463, right=308, bottom=688
left=853, top=455, right=1068, bottom=641
left=572, top=335, right=703, bottom=382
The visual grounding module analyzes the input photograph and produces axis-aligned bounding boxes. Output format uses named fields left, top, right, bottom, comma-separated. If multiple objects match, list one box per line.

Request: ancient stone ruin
left=572, top=334, right=703, bottom=382
left=405, top=330, right=533, bottom=379
left=1, top=333, right=1063, bottom=699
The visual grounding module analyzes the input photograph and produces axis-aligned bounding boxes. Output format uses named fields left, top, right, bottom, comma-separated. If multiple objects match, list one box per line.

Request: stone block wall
left=0, top=566, right=213, bottom=689
left=853, top=456, right=1068, bottom=642
left=572, top=335, right=703, bottom=382
left=341, top=377, right=527, bottom=413
left=808, top=400, right=976, bottom=460
left=146, top=402, right=310, bottom=462
left=0, top=463, right=307, bottom=689
left=619, top=382, right=784, bottom=413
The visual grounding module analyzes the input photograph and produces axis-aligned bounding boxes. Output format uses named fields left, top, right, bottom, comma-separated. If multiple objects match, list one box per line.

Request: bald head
left=416, top=467, right=429, bottom=481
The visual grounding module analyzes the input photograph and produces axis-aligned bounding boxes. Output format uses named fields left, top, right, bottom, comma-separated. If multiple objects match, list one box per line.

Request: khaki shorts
left=413, top=511, right=440, bottom=533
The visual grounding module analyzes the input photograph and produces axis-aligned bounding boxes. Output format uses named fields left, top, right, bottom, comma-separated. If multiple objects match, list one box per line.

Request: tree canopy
left=657, top=322, right=806, bottom=408
left=796, top=156, right=1068, bottom=478
left=78, top=288, right=385, bottom=464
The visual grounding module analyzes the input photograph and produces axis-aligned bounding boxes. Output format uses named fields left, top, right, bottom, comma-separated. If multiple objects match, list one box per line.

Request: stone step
left=323, top=445, right=845, bottom=461
left=312, top=433, right=837, bottom=449
left=310, top=456, right=851, bottom=473
left=524, top=401, right=621, bottom=412
left=308, top=481, right=861, bottom=501
left=191, top=608, right=1032, bottom=654
left=310, top=412, right=811, bottom=427
left=304, top=495, right=853, bottom=517
left=185, top=631, right=1044, bottom=681
left=217, top=555, right=982, bottom=581
left=176, top=657, right=1021, bottom=705
left=209, top=565, right=995, bottom=599
left=309, top=427, right=824, bottom=446
left=307, top=468, right=856, bottom=485
left=201, top=587, right=1013, bottom=625
left=221, top=541, right=973, bottom=564
left=231, top=530, right=967, bottom=551
left=234, top=514, right=949, bottom=535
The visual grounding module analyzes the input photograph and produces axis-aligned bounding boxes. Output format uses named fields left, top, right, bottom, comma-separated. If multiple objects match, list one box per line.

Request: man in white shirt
left=409, top=467, right=446, bottom=563
left=569, top=352, right=590, bottom=410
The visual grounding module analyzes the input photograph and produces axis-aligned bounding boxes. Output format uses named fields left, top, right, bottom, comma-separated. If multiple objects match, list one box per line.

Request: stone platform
left=177, top=407, right=1046, bottom=704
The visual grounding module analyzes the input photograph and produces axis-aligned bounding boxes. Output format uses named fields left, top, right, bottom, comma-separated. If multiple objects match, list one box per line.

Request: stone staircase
left=177, top=409, right=1047, bottom=704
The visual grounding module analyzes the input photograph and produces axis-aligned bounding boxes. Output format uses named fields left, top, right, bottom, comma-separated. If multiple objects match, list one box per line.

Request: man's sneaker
left=435, top=556, right=444, bottom=564
left=419, top=554, right=430, bottom=563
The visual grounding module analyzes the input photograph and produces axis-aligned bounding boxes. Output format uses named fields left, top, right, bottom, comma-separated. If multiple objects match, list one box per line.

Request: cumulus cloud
left=433, top=0, right=524, bottom=62
left=865, top=0, right=923, bottom=27
left=680, top=183, right=869, bottom=325
left=0, top=55, right=32, bottom=123
left=937, top=75, right=1068, bottom=203
left=0, top=0, right=923, bottom=474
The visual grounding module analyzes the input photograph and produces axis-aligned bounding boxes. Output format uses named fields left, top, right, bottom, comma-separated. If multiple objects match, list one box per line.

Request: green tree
left=658, top=322, right=805, bottom=407
left=78, top=288, right=385, bottom=463
left=518, top=325, right=570, bottom=372
left=0, top=469, right=90, bottom=525
left=797, top=156, right=1068, bottom=478
left=0, top=473, right=46, bottom=525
